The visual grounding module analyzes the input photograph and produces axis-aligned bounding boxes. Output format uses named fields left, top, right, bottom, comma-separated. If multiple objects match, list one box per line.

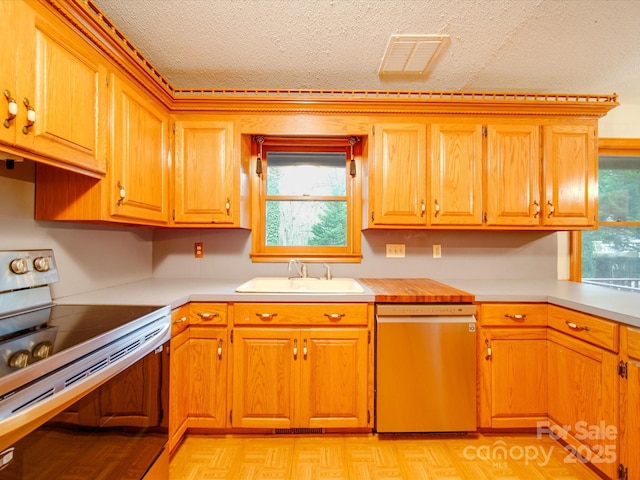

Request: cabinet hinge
left=230, top=329, right=234, bottom=343
left=618, top=360, right=628, bottom=379
left=371, top=125, right=375, bottom=136
left=368, top=330, right=371, bottom=344
left=172, top=209, right=175, bottom=221
left=105, top=75, right=109, bottom=87
left=172, top=123, right=176, bottom=134
left=482, top=212, right=487, bottom=223
left=371, top=211, right=375, bottom=222
left=618, top=463, right=628, bottom=480
left=229, top=410, right=233, bottom=424
left=367, top=410, right=371, bottom=424
left=482, top=126, right=488, bottom=137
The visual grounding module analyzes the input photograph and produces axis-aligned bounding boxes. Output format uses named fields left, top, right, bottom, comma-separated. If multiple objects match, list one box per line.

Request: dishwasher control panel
left=376, top=303, right=476, bottom=316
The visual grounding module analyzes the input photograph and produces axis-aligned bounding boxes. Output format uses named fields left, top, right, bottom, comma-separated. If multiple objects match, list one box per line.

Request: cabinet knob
left=547, top=201, right=555, bottom=218
left=225, top=197, right=230, bottom=216
left=533, top=200, right=540, bottom=218
left=303, top=338, right=307, bottom=358
left=420, top=199, right=426, bottom=217
left=293, top=339, right=298, bottom=359
left=116, top=181, right=126, bottom=206
left=21, top=98, right=35, bottom=134
left=3, top=90, right=17, bottom=128
left=434, top=199, right=440, bottom=217
left=217, top=339, right=223, bottom=359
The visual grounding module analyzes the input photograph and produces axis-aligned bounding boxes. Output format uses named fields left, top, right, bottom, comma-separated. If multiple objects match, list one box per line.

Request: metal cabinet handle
left=3, top=90, right=17, bottom=128
left=485, top=339, right=492, bottom=360
left=547, top=201, right=555, bottom=218
left=434, top=199, right=440, bottom=217
left=420, top=199, right=426, bottom=217
left=504, top=314, right=526, bottom=321
left=172, top=316, right=187, bottom=325
left=256, top=312, right=277, bottom=321
left=303, top=338, right=307, bottom=358
left=197, top=312, right=220, bottom=321
left=324, top=313, right=345, bottom=321
left=116, top=180, right=126, bottom=205
left=565, top=320, right=590, bottom=332
left=293, top=339, right=298, bottom=359
left=22, top=97, right=35, bottom=134
left=533, top=200, right=540, bottom=218
left=225, top=197, right=230, bottom=216
left=217, top=339, right=223, bottom=359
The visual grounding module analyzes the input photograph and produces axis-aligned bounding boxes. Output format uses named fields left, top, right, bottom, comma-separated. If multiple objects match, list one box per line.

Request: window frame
left=570, top=138, right=640, bottom=281
left=249, top=136, right=362, bottom=263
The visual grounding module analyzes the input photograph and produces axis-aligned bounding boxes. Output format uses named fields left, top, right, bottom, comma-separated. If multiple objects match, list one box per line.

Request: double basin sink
left=235, top=277, right=365, bottom=294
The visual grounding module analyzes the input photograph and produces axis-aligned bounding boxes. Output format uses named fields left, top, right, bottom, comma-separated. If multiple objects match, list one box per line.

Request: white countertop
left=54, top=277, right=640, bottom=328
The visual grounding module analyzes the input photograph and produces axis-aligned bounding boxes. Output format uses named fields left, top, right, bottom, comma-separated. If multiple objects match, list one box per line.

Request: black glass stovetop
left=0, top=304, right=163, bottom=381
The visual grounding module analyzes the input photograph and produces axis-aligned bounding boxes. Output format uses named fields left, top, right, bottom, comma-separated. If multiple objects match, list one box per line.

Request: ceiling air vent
left=378, top=34, right=449, bottom=76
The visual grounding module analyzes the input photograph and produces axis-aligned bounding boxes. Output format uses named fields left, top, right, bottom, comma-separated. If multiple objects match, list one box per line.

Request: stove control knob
left=9, top=258, right=29, bottom=275
left=33, top=256, right=51, bottom=272
left=32, top=342, right=53, bottom=359
left=8, top=350, right=30, bottom=369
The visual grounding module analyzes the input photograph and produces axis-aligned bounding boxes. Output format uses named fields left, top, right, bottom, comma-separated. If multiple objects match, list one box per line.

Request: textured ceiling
left=92, top=0, right=640, bottom=103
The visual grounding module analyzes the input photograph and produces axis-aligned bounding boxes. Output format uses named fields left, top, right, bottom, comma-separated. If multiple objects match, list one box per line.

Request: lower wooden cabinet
left=169, top=305, right=190, bottom=453
left=547, top=306, right=619, bottom=480
left=231, top=327, right=370, bottom=429
left=478, top=303, right=548, bottom=428
left=619, top=326, right=640, bottom=480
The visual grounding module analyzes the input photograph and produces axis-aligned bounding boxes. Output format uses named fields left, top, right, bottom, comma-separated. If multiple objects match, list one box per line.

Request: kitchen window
left=572, top=139, right=640, bottom=292
left=250, top=136, right=362, bottom=263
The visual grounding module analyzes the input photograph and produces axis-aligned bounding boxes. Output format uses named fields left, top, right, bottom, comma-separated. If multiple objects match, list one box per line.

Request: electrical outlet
left=386, top=244, right=405, bottom=258
left=433, top=244, right=442, bottom=258
left=195, top=242, right=204, bottom=258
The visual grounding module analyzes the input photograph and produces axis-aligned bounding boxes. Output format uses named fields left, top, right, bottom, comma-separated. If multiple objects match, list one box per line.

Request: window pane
left=582, top=227, right=640, bottom=292
left=266, top=152, right=346, bottom=196
left=598, top=155, right=640, bottom=222
left=265, top=200, right=347, bottom=247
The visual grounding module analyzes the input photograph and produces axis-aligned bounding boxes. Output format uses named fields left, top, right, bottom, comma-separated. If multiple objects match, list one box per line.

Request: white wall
left=152, top=228, right=560, bottom=280
left=0, top=160, right=153, bottom=299
left=599, top=104, right=640, bottom=138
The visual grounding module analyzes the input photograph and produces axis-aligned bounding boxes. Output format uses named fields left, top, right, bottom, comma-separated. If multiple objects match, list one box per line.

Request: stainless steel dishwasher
left=375, top=303, right=477, bottom=433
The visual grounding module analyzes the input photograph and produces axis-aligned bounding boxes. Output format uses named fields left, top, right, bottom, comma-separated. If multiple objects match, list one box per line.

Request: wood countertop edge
left=358, top=278, right=475, bottom=303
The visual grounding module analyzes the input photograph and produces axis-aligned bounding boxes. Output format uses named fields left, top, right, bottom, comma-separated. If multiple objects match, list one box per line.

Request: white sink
left=235, top=277, right=365, bottom=294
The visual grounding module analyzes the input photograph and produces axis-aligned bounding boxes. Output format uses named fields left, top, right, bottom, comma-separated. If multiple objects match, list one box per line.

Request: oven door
left=0, top=341, right=169, bottom=479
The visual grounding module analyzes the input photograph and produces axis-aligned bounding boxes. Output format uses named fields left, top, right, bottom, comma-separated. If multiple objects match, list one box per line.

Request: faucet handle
left=323, top=263, right=333, bottom=280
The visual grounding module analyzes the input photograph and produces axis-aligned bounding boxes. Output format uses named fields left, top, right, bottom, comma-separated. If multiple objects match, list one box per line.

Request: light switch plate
left=386, top=244, right=405, bottom=258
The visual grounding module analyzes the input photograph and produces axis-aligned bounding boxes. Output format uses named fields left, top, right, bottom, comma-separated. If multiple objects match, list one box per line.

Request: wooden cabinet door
left=620, top=326, right=640, bottom=480
left=299, top=328, right=369, bottom=428
left=430, top=123, right=483, bottom=225
left=486, top=124, right=541, bottom=226
left=370, top=123, right=427, bottom=226
left=479, top=327, right=547, bottom=428
left=0, top=1, right=31, bottom=148
left=543, top=124, right=597, bottom=226
left=169, top=327, right=190, bottom=452
left=231, top=328, right=298, bottom=428
left=25, top=10, right=107, bottom=174
left=547, top=329, right=618, bottom=479
left=110, top=73, right=169, bottom=223
left=189, top=327, right=227, bottom=428
left=174, top=120, right=235, bottom=224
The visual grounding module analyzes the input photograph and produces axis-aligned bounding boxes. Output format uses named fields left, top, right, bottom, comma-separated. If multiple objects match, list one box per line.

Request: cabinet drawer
left=548, top=305, right=618, bottom=352
left=190, top=303, right=228, bottom=325
left=233, top=303, right=368, bottom=326
left=171, top=304, right=190, bottom=336
left=480, top=303, right=547, bottom=327
left=625, top=326, right=640, bottom=361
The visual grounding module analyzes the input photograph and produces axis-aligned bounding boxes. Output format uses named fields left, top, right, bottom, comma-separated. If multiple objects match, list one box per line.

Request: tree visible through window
left=580, top=150, right=640, bottom=292
left=250, top=138, right=362, bottom=263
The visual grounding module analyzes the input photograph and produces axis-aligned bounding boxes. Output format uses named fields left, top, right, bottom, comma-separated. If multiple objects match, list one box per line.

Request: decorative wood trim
left=45, top=1, right=619, bottom=116
left=598, top=138, right=640, bottom=156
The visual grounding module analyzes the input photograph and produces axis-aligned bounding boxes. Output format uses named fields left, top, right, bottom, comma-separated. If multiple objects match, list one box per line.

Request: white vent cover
left=378, top=34, right=449, bottom=76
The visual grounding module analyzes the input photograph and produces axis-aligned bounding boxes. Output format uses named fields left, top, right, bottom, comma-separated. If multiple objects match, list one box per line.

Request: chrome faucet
left=323, top=263, right=333, bottom=280
left=288, top=258, right=308, bottom=278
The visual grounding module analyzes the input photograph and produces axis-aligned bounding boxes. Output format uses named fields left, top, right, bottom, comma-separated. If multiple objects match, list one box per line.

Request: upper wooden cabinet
left=429, top=123, right=483, bottom=226
left=369, top=123, right=427, bottom=226
left=109, top=73, right=170, bottom=223
left=0, top=1, right=107, bottom=176
left=543, top=124, right=597, bottom=227
left=485, top=124, right=541, bottom=226
left=173, top=120, right=236, bottom=225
